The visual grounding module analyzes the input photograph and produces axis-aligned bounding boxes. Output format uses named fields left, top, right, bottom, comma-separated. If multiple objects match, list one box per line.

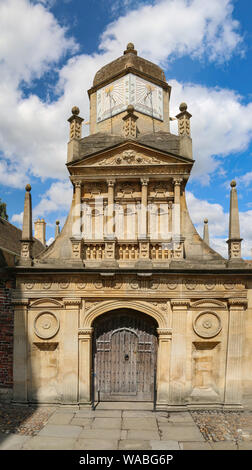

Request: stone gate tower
left=13, top=44, right=252, bottom=409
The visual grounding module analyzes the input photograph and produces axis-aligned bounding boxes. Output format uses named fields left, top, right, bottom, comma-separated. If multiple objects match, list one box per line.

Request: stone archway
left=92, top=308, right=158, bottom=401
left=78, top=301, right=171, bottom=405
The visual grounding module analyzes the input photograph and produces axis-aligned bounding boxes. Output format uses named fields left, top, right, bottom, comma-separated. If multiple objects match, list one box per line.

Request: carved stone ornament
left=42, top=282, right=52, bottom=290
left=167, top=282, right=178, bottom=290
left=224, top=282, right=235, bottom=290
left=34, top=312, right=60, bottom=340
left=193, top=311, right=222, bottom=339
left=205, top=281, right=216, bottom=290
left=97, top=150, right=161, bottom=166
left=77, top=282, right=86, bottom=290
left=185, top=280, right=197, bottom=290
left=59, top=282, right=70, bottom=289
left=25, top=282, right=35, bottom=290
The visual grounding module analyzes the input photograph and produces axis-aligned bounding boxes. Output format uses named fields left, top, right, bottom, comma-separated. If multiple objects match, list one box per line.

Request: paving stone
left=97, top=402, right=153, bottom=410
left=74, top=438, right=118, bottom=450
left=167, top=412, right=195, bottom=424
left=75, top=410, right=96, bottom=418
left=120, top=430, right=128, bottom=440
left=91, top=418, right=121, bottom=429
left=209, top=441, right=237, bottom=450
left=70, top=418, right=93, bottom=427
left=127, top=429, right=160, bottom=440
left=150, top=440, right=180, bottom=450
left=79, top=428, right=121, bottom=439
left=119, top=440, right=151, bottom=450
left=47, top=413, right=75, bottom=425
left=92, top=410, right=122, bottom=418
left=179, top=441, right=212, bottom=450
left=122, top=418, right=158, bottom=430
left=123, top=411, right=156, bottom=418
left=38, top=424, right=82, bottom=438
left=160, top=425, right=204, bottom=442
left=238, top=441, right=252, bottom=450
left=0, top=433, right=31, bottom=450
left=22, top=436, right=76, bottom=450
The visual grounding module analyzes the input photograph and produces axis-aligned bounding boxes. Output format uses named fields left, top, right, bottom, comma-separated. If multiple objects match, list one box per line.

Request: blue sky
left=0, top=0, right=251, bottom=257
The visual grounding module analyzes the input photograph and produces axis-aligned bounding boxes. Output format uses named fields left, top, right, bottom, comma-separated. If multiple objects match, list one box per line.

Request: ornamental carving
left=42, top=282, right=52, bottom=290
left=77, top=282, right=86, bottom=290
left=59, top=282, right=70, bottom=289
left=205, top=281, right=215, bottom=290
left=185, top=280, right=197, bottom=290
left=167, top=282, right=178, bottom=290
left=96, top=151, right=161, bottom=166
left=224, top=282, right=235, bottom=290
left=25, top=282, right=34, bottom=290
left=34, top=312, right=60, bottom=340
left=193, top=311, right=222, bottom=339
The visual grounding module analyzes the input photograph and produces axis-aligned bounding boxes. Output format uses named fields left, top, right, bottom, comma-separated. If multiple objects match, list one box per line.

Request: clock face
left=97, top=73, right=163, bottom=123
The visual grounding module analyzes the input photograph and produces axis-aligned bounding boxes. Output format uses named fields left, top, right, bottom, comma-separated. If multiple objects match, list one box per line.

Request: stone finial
left=227, top=180, right=242, bottom=260
left=176, top=102, right=192, bottom=137
left=123, top=105, right=138, bottom=138
left=55, top=220, right=61, bottom=238
left=124, top=42, right=137, bottom=55
left=68, top=106, right=84, bottom=140
left=34, top=218, right=46, bottom=245
left=20, top=184, right=33, bottom=264
left=203, top=218, right=209, bottom=245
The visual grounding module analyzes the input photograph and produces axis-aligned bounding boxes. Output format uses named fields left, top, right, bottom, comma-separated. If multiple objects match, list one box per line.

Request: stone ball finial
left=127, top=42, right=135, bottom=51
left=204, top=218, right=208, bottom=224
left=72, top=106, right=80, bottom=116
left=127, top=104, right=134, bottom=114
left=56, top=220, right=60, bottom=225
left=179, top=102, right=187, bottom=112
left=230, top=180, right=236, bottom=188
left=25, top=184, right=31, bottom=192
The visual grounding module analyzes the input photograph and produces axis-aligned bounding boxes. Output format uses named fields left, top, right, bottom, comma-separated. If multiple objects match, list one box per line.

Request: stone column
left=227, top=180, right=242, bottom=262
left=13, top=301, right=29, bottom=403
left=224, top=298, right=247, bottom=407
left=71, top=181, right=83, bottom=260
left=20, top=184, right=33, bottom=266
left=62, top=300, right=81, bottom=404
left=168, top=201, right=173, bottom=238
left=78, top=328, right=93, bottom=403
left=139, top=178, right=150, bottom=260
left=156, top=328, right=172, bottom=404
left=105, top=179, right=116, bottom=260
left=172, top=178, right=183, bottom=259
left=169, top=299, right=190, bottom=404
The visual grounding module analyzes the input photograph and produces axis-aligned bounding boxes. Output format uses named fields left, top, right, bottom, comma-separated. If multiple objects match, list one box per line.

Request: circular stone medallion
left=193, top=311, right=221, bottom=338
left=34, top=312, right=60, bottom=339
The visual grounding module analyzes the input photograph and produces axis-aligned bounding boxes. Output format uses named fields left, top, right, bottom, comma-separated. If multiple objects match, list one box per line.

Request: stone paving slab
left=179, top=441, right=212, bottom=450
left=167, top=412, right=195, bottom=424
left=127, top=429, right=160, bottom=440
left=160, top=425, right=204, bottom=442
left=74, top=438, right=118, bottom=450
left=22, top=436, right=76, bottom=450
left=209, top=441, right=238, bottom=450
left=119, top=439, right=151, bottom=450
left=70, top=417, right=93, bottom=427
left=38, top=424, right=83, bottom=438
left=91, top=418, right=121, bottom=429
left=238, top=442, right=252, bottom=450
left=122, top=417, right=158, bottom=430
left=150, top=440, right=180, bottom=450
left=122, top=410, right=160, bottom=418
left=0, top=432, right=31, bottom=450
left=79, top=428, right=121, bottom=439
left=47, top=412, right=75, bottom=425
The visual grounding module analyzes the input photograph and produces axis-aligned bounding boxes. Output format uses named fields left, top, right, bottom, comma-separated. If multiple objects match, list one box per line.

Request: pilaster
left=62, top=300, right=81, bottom=404
left=78, top=328, right=93, bottom=403
left=13, top=301, right=29, bottom=403
left=156, top=328, right=172, bottom=403
left=224, top=298, right=247, bottom=406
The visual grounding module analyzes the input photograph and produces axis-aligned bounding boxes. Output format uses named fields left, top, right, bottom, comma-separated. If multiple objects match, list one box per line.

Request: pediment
left=70, top=142, right=192, bottom=169
left=191, top=299, right=227, bottom=309
left=29, top=298, right=63, bottom=309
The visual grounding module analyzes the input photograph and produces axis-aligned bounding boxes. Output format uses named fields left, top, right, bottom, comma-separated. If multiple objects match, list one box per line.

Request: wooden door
left=93, top=309, right=157, bottom=401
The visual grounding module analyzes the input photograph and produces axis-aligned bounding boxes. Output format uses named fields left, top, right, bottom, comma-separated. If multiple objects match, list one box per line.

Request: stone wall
left=0, top=276, right=14, bottom=399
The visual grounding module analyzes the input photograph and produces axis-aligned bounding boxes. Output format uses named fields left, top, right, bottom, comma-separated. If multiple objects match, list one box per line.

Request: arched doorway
left=92, top=309, right=158, bottom=401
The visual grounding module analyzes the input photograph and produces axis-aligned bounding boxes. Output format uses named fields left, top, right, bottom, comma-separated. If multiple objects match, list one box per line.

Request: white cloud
left=170, top=81, right=252, bottom=183
left=33, top=180, right=73, bottom=218
left=11, top=211, right=24, bottom=227
left=186, top=190, right=252, bottom=259
left=0, top=0, right=249, bottom=191
left=100, top=0, right=243, bottom=64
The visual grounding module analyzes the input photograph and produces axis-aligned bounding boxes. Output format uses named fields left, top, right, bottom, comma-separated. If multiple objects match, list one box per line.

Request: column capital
left=74, top=181, right=82, bottom=189
left=64, top=299, right=82, bottom=307
left=141, top=178, right=149, bottom=186
left=173, top=177, right=183, bottom=186
left=157, top=328, right=172, bottom=338
left=171, top=299, right=190, bottom=309
left=228, top=298, right=247, bottom=308
left=107, top=178, right=116, bottom=187
left=78, top=328, right=93, bottom=337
